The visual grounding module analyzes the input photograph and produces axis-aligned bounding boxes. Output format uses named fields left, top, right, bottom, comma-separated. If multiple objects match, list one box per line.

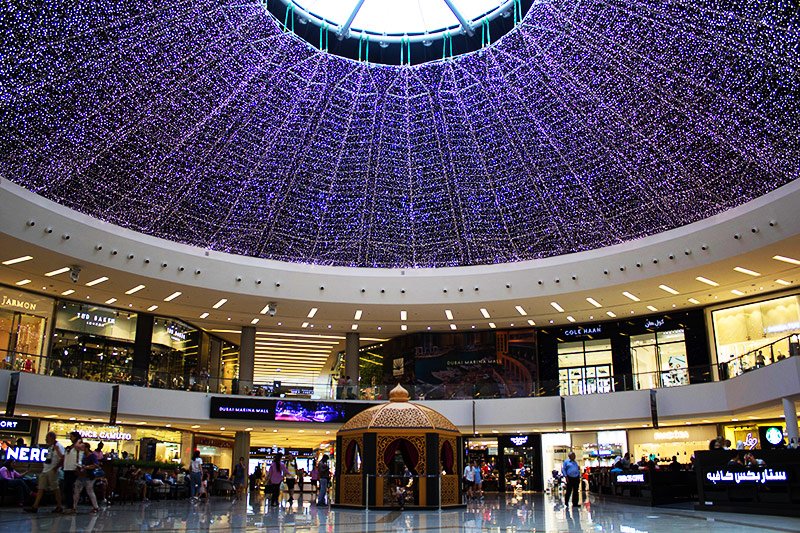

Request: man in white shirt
left=25, top=432, right=65, bottom=513
left=463, top=460, right=476, bottom=501
left=61, top=431, right=83, bottom=514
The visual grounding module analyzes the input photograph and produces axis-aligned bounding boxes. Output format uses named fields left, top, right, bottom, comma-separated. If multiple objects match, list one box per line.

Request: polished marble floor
left=1, top=491, right=799, bottom=532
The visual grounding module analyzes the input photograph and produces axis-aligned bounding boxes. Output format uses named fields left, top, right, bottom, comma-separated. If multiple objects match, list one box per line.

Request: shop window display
left=558, top=339, right=614, bottom=396
left=149, top=318, right=199, bottom=390
left=629, top=330, right=688, bottom=389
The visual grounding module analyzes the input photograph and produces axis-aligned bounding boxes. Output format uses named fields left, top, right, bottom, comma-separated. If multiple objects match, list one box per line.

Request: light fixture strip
left=85, top=276, right=109, bottom=287
left=515, top=305, right=527, bottom=316
left=307, top=307, right=318, bottom=318
left=400, top=310, right=407, bottom=321
left=773, top=255, right=800, bottom=266
left=200, top=312, right=210, bottom=319
left=445, top=309, right=454, bottom=320
left=622, top=291, right=640, bottom=302
left=212, top=298, right=228, bottom=309
left=586, top=297, right=602, bottom=308
left=658, top=284, right=679, bottom=295
left=480, top=308, right=491, bottom=319
left=354, top=310, right=363, bottom=320
left=695, top=276, right=719, bottom=287
left=45, top=266, right=71, bottom=277
left=125, top=284, right=146, bottom=295
left=733, top=266, right=761, bottom=277
left=164, top=291, right=182, bottom=302
left=550, top=301, right=564, bottom=313
left=2, top=256, right=33, bottom=266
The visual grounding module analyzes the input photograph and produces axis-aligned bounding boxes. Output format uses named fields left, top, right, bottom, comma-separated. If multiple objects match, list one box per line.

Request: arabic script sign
left=705, top=469, right=788, bottom=484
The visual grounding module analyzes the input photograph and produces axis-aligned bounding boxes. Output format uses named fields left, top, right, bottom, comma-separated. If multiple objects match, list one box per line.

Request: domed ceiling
left=1, top=0, right=797, bottom=268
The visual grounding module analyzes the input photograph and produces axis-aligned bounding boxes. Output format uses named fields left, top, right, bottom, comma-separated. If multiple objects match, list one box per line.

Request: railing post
left=365, top=474, right=369, bottom=512
left=438, top=474, right=442, bottom=511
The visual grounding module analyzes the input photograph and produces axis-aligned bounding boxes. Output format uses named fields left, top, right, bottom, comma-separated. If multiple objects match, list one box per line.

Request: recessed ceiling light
left=566, top=316, right=576, bottom=323
left=450, top=324, right=457, bottom=330
left=733, top=266, right=760, bottom=277
left=527, top=319, right=535, bottom=326
left=251, top=318, right=259, bottom=325
left=445, top=309, right=454, bottom=320
left=136, top=421, right=147, bottom=425
left=165, top=424, right=171, bottom=427
left=2, top=255, right=33, bottom=265
left=695, top=276, right=719, bottom=287
left=354, top=310, right=363, bottom=320
left=480, top=308, right=490, bottom=319
left=191, top=425, right=201, bottom=429
left=147, top=305, right=158, bottom=311
left=550, top=301, right=564, bottom=313
left=658, top=284, right=679, bottom=295
left=45, top=266, right=71, bottom=277
left=212, top=298, right=228, bottom=309
left=125, top=284, right=145, bottom=295
left=69, top=417, right=76, bottom=421
left=199, top=312, right=210, bottom=319
left=515, top=305, right=527, bottom=316
left=400, top=310, right=407, bottom=321
left=19, top=413, right=29, bottom=417
left=44, top=414, right=58, bottom=418
left=351, top=324, right=358, bottom=330
left=307, top=307, right=318, bottom=318
left=85, top=276, right=109, bottom=287
left=622, top=291, right=640, bottom=302
left=105, top=297, right=117, bottom=304
left=773, top=255, right=800, bottom=266
left=646, top=305, right=658, bottom=312
left=606, top=311, right=617, bottom=318
left=273, top=429, right=278, bottom=433
left=586, top=297, right=602, bottom=308
left=688, top=298, right=700, bottom=304
left=775, top=279, right=792, bottom=286
left=61, top=289, right=75, bottom=296
left=244, top=427, right=253, bottom=431
left=401, top=324, right=407, bottom=331
left=488, top=322, right=496, bottom=329
left=731, top=418, right=739, bottom=422
left=15, top=279, right=31, bottom=286
left=219, top=427, right=225, bottom=431
left=731, top=289, right=745, bottom=296
left=164, top=291, right=182, bottom=302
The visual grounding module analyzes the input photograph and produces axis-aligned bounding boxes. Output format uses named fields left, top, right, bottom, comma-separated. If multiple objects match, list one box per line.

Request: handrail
left=718, top=331, right=799, bottom=379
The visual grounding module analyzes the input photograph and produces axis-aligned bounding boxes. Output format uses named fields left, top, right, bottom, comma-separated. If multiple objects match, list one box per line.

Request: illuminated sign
left=616, top=474, right=645, bottom=483
left=653, top=430, right=689, bottom=441
left=76, top=312, right=116, bottom=328
left=705, top=469, right=788, bottom=485
left=210, top=397, right=374, bottom=422
left=765, top=427, right=784, bottom=445
left=1, top=295, right=37, bottom=312
left=77, top=429, right=132, bottom=441
left=0, top=418, right=32, bottom=434
left=510, top=436, right=529, bottom=446
left=564, top=326, right=602, bottom=336
left=5, top=446, right=49, bottom=463
left=644, top=318, right=665, bottom=329
left=166, top=323, right=188, bottom=342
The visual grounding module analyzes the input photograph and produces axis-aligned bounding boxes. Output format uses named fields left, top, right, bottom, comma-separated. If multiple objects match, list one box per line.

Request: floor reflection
left=2, top=490, right=800, bottom=532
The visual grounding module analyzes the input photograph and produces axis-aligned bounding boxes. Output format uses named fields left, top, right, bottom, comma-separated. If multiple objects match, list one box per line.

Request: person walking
left=267, top=453, right=288, bottom=507
left=233, top=457, right=247, bottom=500
left=62, top=431, right=83, bottom=513
left=25, top=431, right=65, bottom=513
left=285, top=457, right=298, bottom=506
left=189, top=450, right=203, bottom=502
left=316, top=455, right=331, bottom=506
left=562, top=452, right=581, bottom=507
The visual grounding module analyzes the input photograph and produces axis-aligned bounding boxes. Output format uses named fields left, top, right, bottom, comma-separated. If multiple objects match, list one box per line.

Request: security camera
left=266, top=302, right=277, bottom=317
left=69, top=265, right=82, bottom=283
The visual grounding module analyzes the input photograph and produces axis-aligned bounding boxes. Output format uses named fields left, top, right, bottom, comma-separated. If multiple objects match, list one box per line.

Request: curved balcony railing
left=4, top=344, right=798, bottom=402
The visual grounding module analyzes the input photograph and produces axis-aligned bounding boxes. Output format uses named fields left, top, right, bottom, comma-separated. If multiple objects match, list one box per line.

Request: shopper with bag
left=267, top=453, right=289, bottom=507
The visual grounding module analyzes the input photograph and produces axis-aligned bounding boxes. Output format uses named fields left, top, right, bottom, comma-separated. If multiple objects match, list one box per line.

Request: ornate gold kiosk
left=335, top=384, right=463, bottom=509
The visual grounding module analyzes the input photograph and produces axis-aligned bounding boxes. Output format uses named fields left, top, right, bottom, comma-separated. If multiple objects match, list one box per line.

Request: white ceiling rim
left=2, top=177, right=799, bottom=306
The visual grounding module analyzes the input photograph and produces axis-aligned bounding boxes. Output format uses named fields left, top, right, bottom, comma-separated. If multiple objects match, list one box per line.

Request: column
left=209, top=337, right=222, bottom=393
left=132, top=313, right=154, bottom=386
left=239, top=326, right=256, bottom=395
left=345, top=332, right=360, bottom=399
left=783, top=397, right=799, bottom=445
left=233, top=431, right=251, bottom=478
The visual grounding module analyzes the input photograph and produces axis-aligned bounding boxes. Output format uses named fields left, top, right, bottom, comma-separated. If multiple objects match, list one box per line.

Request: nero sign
left=5, top=447, right=49, bottom=463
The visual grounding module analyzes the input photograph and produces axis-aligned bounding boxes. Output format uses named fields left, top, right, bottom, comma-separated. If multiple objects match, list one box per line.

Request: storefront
left=627, top=426, right=717, bottom=464
left=45, top=420, right=185, bottom=464
left=723, top=420, right=791, bottom=450
left=194, top=435, right=234, bottom=471
left=0, top=416, right=39, bottom=450
left=0, top=285, right=54, bottom=374
left=539, top=311, right=709, bottom=395
left=710, top=291, right=800, bottom=377
left=51, top=301, right=137, bottom=382
left=149, top=317, right=200, bottom=389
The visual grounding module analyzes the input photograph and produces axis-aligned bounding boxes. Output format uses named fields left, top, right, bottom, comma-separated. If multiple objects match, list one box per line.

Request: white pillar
left=783, top=398, right=799, bottom=444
